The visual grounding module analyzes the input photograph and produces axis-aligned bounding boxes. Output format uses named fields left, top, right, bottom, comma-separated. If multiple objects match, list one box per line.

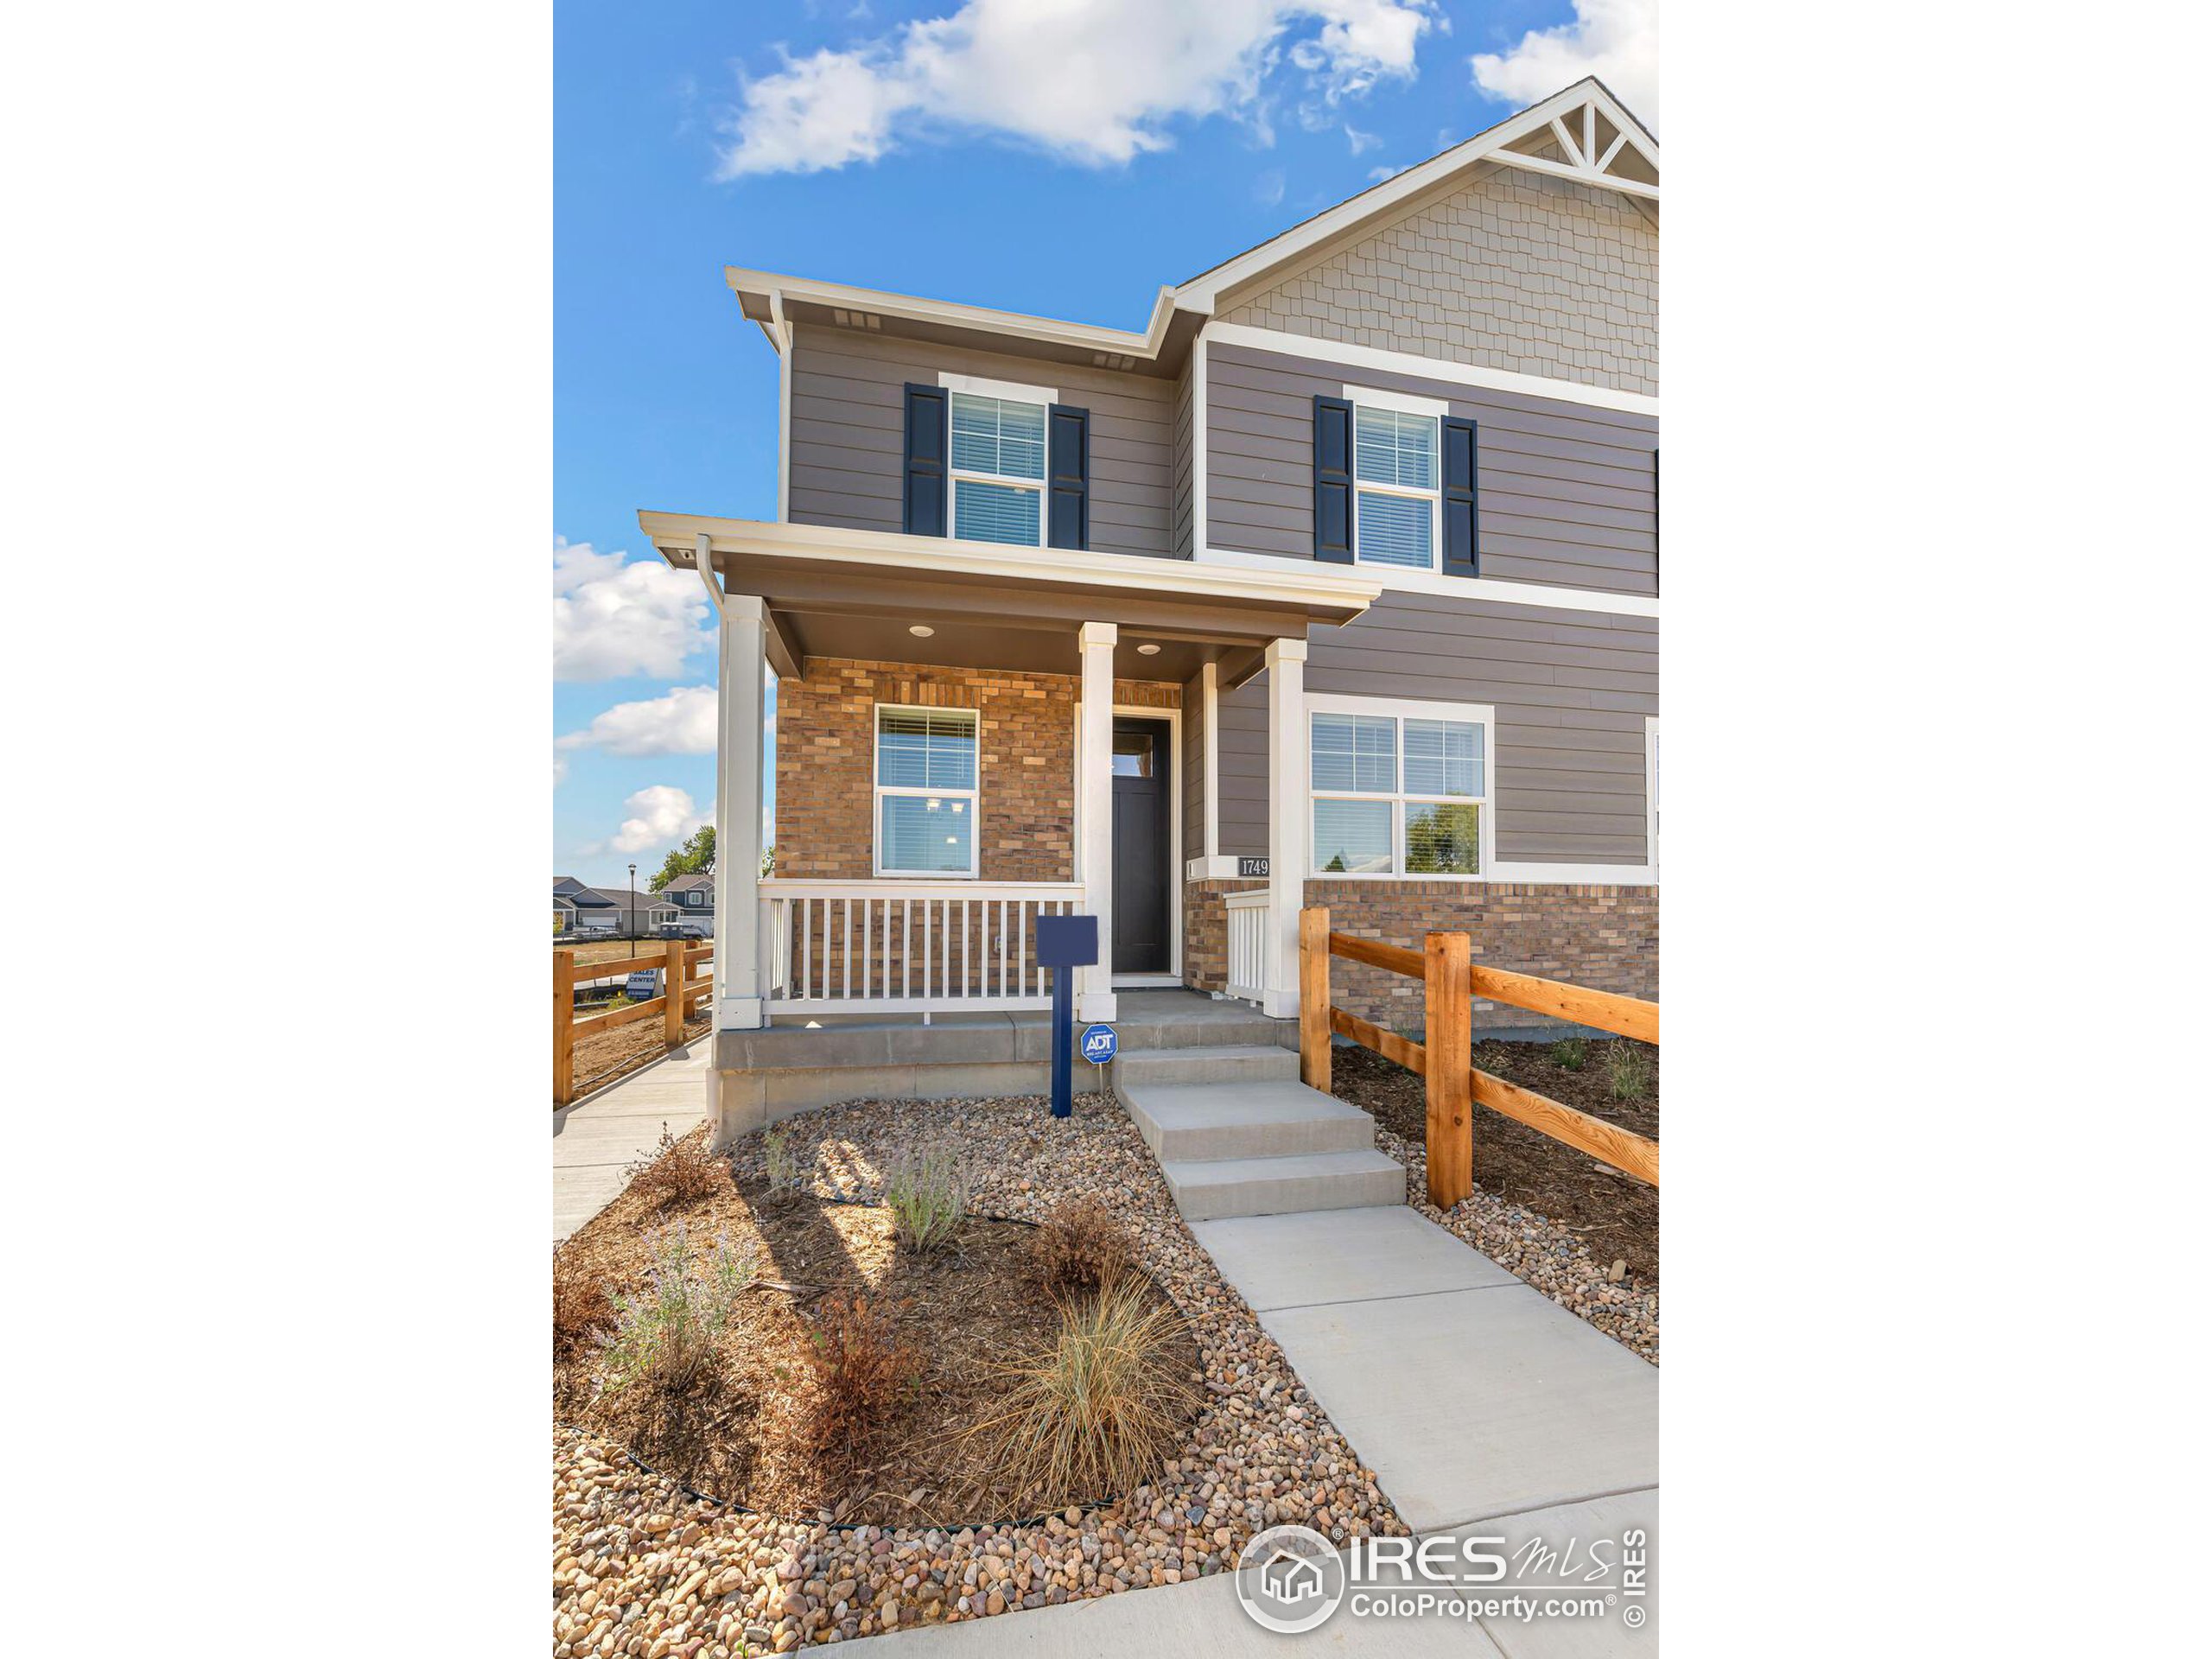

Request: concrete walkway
left=874, top=1203, right=1658, bottom=1655
left=551, top=1045, right=709, bottom=1243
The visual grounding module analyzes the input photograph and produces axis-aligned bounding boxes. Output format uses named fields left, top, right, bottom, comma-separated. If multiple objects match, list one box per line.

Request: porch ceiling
left=639, top=512, right=1381, bottom=683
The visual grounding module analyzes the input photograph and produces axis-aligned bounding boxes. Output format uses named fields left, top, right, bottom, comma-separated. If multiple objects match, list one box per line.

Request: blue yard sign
left=1080, top=1024, right=1118, bottom=1065
left=624, top=970, right=662, bottom=1001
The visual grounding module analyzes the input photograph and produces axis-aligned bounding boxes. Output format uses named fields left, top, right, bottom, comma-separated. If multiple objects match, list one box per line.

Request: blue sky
left=552, top=0, right=1654, bottom=893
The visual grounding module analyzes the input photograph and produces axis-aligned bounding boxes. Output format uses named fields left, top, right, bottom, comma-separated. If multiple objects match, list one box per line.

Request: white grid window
left=948, top=391, right=1046, bottom=547
left=874, top=706, right=980, bottom=876
left=1351, top=397, right=1440, bottom=570
left=1309, top=697, right=1489, bottom=877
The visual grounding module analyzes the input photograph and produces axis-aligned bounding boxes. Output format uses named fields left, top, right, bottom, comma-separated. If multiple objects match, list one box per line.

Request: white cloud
left=558, top=684, right=718, bottom=758
left=1469, top=0, right=1657, bottom=130
left=553, top=750, right=569, bottom=787
left=586, top=785, right=712, bottom=857
left=715, top=0, right=1439, bottom=177
left=1254, top=168, right=1286, bottom=207
left=1344, top=124, right=1381, bottom=155
left=551, top=537, right=712, bottom=682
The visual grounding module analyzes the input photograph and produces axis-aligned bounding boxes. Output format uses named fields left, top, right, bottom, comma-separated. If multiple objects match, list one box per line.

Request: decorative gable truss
left=1492, top=86, right=1659, bottom=201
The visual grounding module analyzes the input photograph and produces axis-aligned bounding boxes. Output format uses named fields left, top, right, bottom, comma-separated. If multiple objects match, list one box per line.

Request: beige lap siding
left=773, top=658, right=1175, bottom=883
left=1305, top=881, right=1656, bottom=1035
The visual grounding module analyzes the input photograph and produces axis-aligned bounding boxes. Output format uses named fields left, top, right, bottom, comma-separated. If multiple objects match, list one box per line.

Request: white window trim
left=1305, top=690, right=1495, bottom=880
left=871, top=702, right=982, bottom=880
left=1644, top=716, right=1660, bottom=879
left=1342, top=384, right=1444, bottom=573
left=938, top=372, right=1055, bottom=550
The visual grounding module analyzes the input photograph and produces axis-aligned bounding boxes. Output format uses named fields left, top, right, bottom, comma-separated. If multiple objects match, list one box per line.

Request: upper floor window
left=874, top=705, right=980, bottom=877
left=1308, top=693, right=1491, bottom=877
left=949, top=382, right=1048, bottom=547
left=1348, top=387, right=1447, bottom=570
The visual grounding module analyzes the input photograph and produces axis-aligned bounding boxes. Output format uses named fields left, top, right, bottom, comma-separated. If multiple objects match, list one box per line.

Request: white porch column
left=1076, top=620, right=1119, bottom=1023
left=714, top=592, right=768, bottom=1030
left=1262, top=636, right=1309, bottom=1019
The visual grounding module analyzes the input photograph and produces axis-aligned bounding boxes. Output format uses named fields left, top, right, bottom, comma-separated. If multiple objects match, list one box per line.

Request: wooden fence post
left=663, top=938, right=685, bottom=1048
left=554, top=948, right=576, bottom=1108
left=1423, top=931, right=1472, bottom=1210
left=1299, top=905, right=1331, bottom=1092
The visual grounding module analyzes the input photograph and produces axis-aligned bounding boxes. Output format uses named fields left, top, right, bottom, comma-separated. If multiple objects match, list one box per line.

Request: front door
left=1110, top=716, right=1172, bottom=974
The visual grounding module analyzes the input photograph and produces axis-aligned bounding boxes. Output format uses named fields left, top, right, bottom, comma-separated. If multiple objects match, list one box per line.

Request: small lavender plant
left=597, top=1221, right=756, bottom=1391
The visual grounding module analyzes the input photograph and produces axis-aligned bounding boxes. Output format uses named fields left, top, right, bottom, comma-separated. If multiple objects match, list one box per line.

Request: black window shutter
left=1313, top=394, right=1354, bottom=563
left=902, top=383, right=949, bottom=537
left=1440, top=415, right=1478, bottom=576
left=1047, top=403, right=1090, bottom=550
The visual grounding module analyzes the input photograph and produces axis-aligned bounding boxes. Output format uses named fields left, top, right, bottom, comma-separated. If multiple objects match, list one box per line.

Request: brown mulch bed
left=569, top=1007, right=711, bottom=1100
left=554, top=1153, right=1200, bottom=1527
left=1329, top=1036, right=1659, bottom=1284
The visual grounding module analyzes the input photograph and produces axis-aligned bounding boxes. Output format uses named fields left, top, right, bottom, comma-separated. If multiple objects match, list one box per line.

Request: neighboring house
left=656, top=872, right=715, bottom=924
left=554, top=877, right=683, bottom=935
left=639, top=79, right=1657, bottom=1053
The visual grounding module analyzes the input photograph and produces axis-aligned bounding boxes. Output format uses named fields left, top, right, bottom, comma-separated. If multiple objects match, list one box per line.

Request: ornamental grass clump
left=597, top=1221, right=756, bottom=1393
left=883, top=1136, right=971, bottom=1254
left=1604, top=1041, right=1654, bottom=1102
left=971, top=1276, right=1198, bottom=1508
left=1549, top=1034, right=1589, bottom=1071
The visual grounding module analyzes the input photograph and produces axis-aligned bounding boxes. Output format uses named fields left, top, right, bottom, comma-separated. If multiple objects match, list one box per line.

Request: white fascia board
left=1196, top=544, right=1659, bottom=619
left=1343, top=382, right=1450, bottom=420
left=639, top=512, right=1387, bottom=616
left=1174, top=79, right=1656, bottom=312
left=725, top=267, right=1183, bottom=362
left=1208, top=322, right=1658, bottom=417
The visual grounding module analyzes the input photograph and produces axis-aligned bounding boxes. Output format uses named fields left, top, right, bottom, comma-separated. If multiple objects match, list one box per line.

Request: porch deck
left=708, top=989, right=1294, bottom=1135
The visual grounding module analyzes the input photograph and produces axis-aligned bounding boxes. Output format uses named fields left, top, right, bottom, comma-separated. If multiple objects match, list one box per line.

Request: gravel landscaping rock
left=1374, top=1124, right=1660, bottom=1364
left=554, top=1092, right=1408, bottom=1654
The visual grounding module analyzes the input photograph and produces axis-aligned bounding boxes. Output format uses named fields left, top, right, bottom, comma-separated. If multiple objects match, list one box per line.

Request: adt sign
left=1080, top=1024, right=1118, bottom=1065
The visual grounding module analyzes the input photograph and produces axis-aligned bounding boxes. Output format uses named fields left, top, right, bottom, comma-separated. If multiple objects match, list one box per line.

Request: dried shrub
left=1549, top=1034, right=1589, bottom=1071
left=1029, top=1197, right=1134, bottom=1294
left=969, top=1276, right=1198, bottom=1507
left=806, top=1293, right=921, bottom=1446
left=625, top=1122, right=728, bottom=1207
left=1603, top=1041, right=1654, bottom=1102
left=882, top=1137, right=971, bottom=1254
left=598, top=1222, right=756, bottom=1393
left=762, top=1125, right=804, bottom=1205
left=554, top=1255, right=613, bottom=1360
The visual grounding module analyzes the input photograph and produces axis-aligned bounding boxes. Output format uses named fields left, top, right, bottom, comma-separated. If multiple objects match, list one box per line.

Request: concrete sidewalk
left=551, top=1045, right=709, bottom=1243
left=874, top=1205, right=1657, bottom=1654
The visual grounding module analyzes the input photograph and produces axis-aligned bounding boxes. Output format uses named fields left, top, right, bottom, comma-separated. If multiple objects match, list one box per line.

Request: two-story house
left=638, top=79, right=1656, bottom=1129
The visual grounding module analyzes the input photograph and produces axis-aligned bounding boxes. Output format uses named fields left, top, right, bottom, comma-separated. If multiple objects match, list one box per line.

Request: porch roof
left=638, top=512, right=1382, bottom=685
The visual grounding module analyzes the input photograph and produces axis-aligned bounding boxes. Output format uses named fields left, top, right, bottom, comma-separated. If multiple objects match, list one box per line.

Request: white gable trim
left=1177, top=79, right=1656, bottom=314
left=1206, top=323, right=1659, bottom=416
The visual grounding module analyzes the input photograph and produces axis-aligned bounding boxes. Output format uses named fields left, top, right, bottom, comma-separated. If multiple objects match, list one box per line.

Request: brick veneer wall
left=1309, top=880, right=1657, bottom=1034
left=774, top=657, right=1175, bottom=881
left=1185, top=879, right=1655, bottom=1025
left=1181, top=878, right=1266, bottom=994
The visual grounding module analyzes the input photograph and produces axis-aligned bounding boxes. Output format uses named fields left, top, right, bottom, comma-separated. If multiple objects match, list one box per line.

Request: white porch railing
left=1224, top=888, right=1270, bottom=1005
left=760, top=880, right=1084, bottom=1015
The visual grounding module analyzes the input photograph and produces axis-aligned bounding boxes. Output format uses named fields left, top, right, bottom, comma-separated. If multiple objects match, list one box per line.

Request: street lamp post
left=628, top=862, right=637, bottom=942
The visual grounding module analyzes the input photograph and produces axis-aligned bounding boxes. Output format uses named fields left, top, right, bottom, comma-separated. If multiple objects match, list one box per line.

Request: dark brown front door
left=1110, top=717, right=1172, bottom=974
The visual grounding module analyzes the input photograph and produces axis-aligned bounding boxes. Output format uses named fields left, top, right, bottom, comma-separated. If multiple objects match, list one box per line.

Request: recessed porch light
left=1135, top=642, right=1160, bottom=656
left=909, top=624, right=936, bottom=638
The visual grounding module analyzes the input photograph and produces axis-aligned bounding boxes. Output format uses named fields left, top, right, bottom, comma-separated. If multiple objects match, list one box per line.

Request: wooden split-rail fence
left=553, top=940, right=713, bottom=1107
left=1296, top=905, right=1659, bottom=1209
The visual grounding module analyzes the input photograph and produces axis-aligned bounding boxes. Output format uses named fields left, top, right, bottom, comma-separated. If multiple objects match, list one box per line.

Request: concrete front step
left=1112, top=1042, right=1302, bottom=1089
left=1160, top=1147, right=1406, bottom=1222
left=1120, top=1077, right=1374, bottom=1161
